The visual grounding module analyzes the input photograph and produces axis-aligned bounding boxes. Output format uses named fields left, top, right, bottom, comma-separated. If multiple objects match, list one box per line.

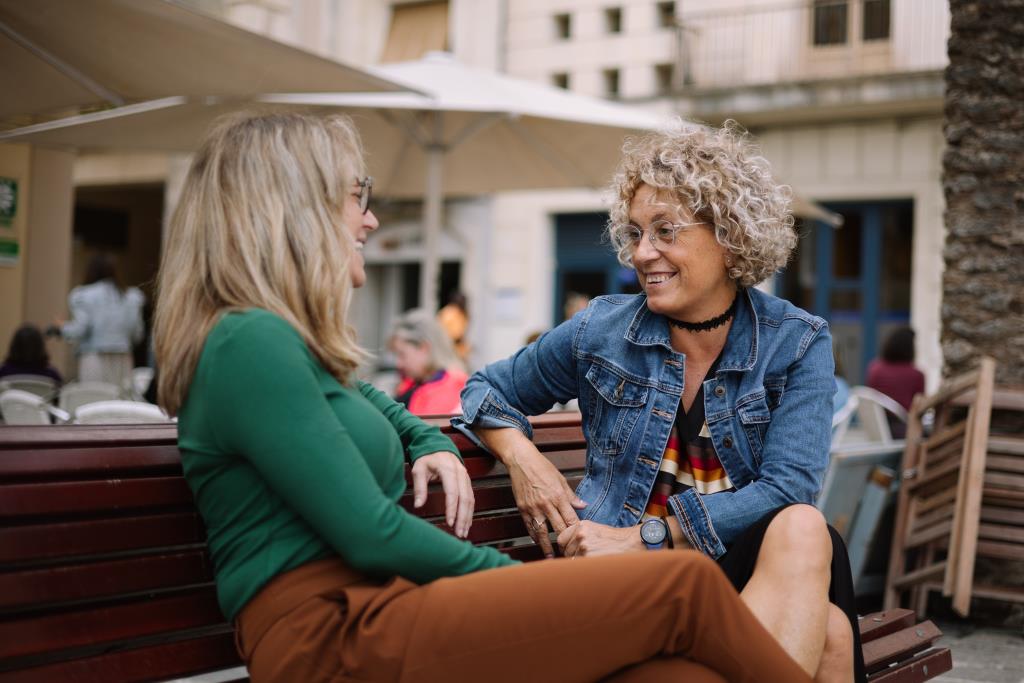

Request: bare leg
left=739, top=504, right=833, bottom=677
left=814, top=604, right=854, bottom=683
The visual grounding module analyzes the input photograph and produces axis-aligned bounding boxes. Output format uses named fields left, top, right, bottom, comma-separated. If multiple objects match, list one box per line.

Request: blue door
left=778, top=200, right=913, bottom=384
left=553, top=212, right=640, bottom=326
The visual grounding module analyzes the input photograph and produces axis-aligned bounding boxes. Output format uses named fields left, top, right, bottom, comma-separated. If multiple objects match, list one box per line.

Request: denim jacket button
left=714, top=385, right=725, bottom=397
left=722, top=436, right=734, bottom=448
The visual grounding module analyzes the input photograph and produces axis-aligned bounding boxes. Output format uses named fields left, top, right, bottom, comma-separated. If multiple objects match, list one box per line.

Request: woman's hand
left=477, top=427, right=587, bottom=559
left=411, top=451, right=475, bottom=539
left=557, top=521, right=644, bottom=558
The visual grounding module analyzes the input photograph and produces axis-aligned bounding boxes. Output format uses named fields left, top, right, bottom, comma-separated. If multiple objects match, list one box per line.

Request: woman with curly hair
left=456, top=121, right=863, bottom=683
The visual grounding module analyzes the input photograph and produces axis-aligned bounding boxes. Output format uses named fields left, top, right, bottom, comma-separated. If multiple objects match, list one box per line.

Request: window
left=863, top=0, right=891, bottom=40
left=381, top=1, right=449, bottom=63
left=654, top=63, right=674, bottom=95
left=552, top=72, right=570, bottom=89
left=554, top=13, right=571, bottom=40
left=603, top=68, right=620, bottom=98
left=605, top=7, right=622, bottom=34
left=657, top=1, right=676, bottom=29
left=813, top=0, right=848, bottom=46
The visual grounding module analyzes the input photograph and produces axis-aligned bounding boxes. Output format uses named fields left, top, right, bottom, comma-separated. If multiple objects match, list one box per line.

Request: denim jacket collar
left=624, top=287, right=760, bottom=373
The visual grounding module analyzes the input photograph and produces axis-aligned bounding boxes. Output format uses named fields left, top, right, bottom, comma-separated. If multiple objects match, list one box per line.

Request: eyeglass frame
left=355, top=176, right=374, bottom=214
left=621, top=219, right=706, bottom=252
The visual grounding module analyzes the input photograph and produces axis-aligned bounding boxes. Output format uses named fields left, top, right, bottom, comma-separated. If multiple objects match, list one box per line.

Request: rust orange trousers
left=234, top=551, right=813, bottom=683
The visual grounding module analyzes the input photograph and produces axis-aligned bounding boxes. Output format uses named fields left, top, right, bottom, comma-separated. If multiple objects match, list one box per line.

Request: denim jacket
left=454, top=288, right=835, bottom=559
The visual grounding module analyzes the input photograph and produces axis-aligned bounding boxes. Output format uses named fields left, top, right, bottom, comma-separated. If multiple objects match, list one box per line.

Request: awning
left=0, top=0, right=405, bottom=120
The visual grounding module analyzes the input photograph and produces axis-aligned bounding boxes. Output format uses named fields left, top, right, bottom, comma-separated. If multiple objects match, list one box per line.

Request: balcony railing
left=672, top=0, right=950, bottom=91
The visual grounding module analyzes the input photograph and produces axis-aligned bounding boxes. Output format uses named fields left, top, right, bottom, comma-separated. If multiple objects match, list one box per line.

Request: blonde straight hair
left=154, top=111, right=369, bottom=415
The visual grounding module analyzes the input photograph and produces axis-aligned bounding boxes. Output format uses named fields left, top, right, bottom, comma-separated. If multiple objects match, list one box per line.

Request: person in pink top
left=866, top=327, right=926, bottom=435
left=390, top=309, right=468, bottom=415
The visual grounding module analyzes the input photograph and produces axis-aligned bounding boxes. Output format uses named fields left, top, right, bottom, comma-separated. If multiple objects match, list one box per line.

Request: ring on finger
left=531, top=517, right=546, bottom=530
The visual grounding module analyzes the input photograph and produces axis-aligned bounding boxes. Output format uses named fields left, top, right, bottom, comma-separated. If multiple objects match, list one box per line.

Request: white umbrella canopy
left=2, top=53, right=665, bottom=310
left=0, top=52, right=838, bottom=306
left=0, top=0, right=404, bottom=119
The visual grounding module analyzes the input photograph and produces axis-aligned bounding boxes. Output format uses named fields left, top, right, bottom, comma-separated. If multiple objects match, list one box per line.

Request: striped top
left=644, top=364, right=734, bottom=521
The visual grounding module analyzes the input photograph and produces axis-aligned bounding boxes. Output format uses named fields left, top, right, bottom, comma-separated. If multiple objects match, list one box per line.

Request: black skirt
left=715, top=505, right=867, bottom=683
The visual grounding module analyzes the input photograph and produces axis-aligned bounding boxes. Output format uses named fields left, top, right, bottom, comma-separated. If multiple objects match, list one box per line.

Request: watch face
left=640, top=518, right=667, bottom=545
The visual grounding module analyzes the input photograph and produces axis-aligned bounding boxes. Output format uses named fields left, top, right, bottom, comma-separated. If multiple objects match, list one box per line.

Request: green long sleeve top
left=177, top=309, right=514, bottom=620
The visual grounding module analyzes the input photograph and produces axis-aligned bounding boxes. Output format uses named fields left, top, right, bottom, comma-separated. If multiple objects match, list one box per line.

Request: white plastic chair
left=831, top=394, right=859, bottom=445
left=849, top=386, right=909, bottom=445
left=58, top=381, right=122, bottom=415
left=130, top=367, right=155, bottom=400
left=0, top=389, right=67, bottom=425
left=0, top=375, right=59, bottom=399
left=74, top=400, right=173, bottom=424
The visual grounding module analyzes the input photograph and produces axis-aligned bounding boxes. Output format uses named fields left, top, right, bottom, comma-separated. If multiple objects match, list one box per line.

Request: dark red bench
left=0, top=414, right=951, bottom=682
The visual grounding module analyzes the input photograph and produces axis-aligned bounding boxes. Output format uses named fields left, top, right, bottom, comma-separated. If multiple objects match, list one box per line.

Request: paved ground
left=933, top=622, right=1024, bottom=682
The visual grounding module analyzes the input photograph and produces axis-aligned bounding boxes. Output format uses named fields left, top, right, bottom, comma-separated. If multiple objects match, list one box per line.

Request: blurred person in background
left=867, top=326, right=925, bottom=438
left=437, top=290, right=471, bottom=365
left=391, top=309, right=468, bottom=415
left=866, top=327, right=925, bottom=414
left=0, top=324, right=63, bottom=384
left=58, top=253, right=144, bottom=387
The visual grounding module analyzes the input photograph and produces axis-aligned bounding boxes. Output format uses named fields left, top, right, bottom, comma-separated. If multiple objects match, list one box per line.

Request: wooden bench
left=0, top=414, right=952, bottom=682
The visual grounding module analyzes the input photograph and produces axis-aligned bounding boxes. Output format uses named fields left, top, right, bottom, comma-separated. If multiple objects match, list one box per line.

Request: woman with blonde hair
left=458, top=121, right=864, bottom=683
left=390, top=308, right=468, bottom=415
left=153, top=111, right=814, bottom=683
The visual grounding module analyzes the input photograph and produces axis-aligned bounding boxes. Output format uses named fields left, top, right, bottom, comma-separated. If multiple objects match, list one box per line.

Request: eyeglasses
left=622, top=219, right=704, bottom=252
left=356, top=176, right=373, bottom=214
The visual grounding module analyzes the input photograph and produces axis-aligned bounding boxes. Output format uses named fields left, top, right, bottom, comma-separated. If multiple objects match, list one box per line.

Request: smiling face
left=341, top=181, right=379, bottom=288
left=628, top=184, right=736, bottom=321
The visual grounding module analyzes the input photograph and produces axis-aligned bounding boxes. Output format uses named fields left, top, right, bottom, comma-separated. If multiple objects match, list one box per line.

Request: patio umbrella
left=1, top=53, right=665, bottom=310
left=0, top=53, right=840, bottom=307
left=0, top=0, right=403, bottom=119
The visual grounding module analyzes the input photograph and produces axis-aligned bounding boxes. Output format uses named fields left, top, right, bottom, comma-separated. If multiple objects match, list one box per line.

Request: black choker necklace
left=667, top=296, right=737, bottom=332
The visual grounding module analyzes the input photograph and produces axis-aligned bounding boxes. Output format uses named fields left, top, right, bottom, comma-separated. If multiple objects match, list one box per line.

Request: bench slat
left=0, top=631, right=240, bottom=683
left=0, top=512, right=205, bottom=565
left=0, top=588, right=225, bottom=661
left=0, top=445, right=183, bottom=480
left=0, top=477, right=194, bottom=518
left=867, top=648, right=953, bottom=683
left=0, top=550, right=212, bottom=612
left=858, top=609, right=916, bottom=643
left=400, top=475, right=584, bottom=517
left=863, top=621, right=943, bottom=673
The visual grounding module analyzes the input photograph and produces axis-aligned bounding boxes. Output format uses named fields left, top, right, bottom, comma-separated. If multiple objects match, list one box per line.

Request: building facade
left=29, top=0, right=949, bottom=389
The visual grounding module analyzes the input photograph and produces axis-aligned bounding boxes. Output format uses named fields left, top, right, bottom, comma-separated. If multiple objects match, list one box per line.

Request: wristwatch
left=639, top=518, right=668, bottom=550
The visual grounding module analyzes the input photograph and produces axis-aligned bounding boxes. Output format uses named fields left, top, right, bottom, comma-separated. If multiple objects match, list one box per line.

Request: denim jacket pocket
left=735, top=392, right=771, bottom=465
left=584, top=362, right=648, bottom=456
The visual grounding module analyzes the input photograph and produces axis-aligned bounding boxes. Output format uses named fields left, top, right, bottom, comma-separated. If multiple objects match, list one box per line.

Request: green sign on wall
left=0, top=237, right=19, bottom=266
left=0, top=177, right=16, bottom=228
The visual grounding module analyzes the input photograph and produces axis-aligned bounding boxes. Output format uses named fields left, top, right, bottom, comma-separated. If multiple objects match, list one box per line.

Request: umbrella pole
left=419, top=142, right=444, bottom=312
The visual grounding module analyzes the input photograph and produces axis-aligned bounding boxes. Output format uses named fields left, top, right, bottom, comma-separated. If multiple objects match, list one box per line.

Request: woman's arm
left=357, top=381, right=460, bottom=462
left=453, top=313, right=587, bottom=554
left=669, top=325, right=835, bottom=558
left=60, top=289, right=90, bottom=341
left=207, top=314, right=513, bottom=582
left=453, top=312, right=583, bottom=441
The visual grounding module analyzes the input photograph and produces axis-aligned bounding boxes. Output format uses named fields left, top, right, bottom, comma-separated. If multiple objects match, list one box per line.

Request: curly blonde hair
left=607, top=120, right=796, bottom=287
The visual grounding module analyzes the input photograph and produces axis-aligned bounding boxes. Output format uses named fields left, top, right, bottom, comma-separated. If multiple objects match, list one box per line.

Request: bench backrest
left=0, top=415, right=582, bottom=680
left=0, top=414, right=950, bottom=682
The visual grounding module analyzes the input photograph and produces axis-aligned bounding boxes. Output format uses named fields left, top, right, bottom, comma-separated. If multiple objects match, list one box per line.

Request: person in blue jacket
left=456, top=121, right=864, bottom=683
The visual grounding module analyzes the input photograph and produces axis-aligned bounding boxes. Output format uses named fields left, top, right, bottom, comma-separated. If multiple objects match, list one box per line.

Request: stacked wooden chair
left=884, top=357, right=1024, bottom=616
